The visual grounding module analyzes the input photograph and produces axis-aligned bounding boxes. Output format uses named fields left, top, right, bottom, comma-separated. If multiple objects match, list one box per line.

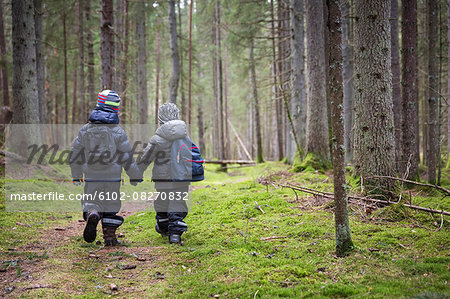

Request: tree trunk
left=448, top=0, right=450, bottom=156
left=72, top=67, right=77, bottom=123
left=0, top=0, right=9, bottom=107
left=136, top=1, right=147, bottom=126
left=86, top=0, right=95, bottom=119
left=249, top=39, right=264, bottom=163
left=342, top=0, right=354, bottom=164
left=353, top=0, right=396, bottom=193
left=289, top=0, right=306, bottom=162
left=427, top=0, right=438, bottom=184
left=327, top=0, right=353, bottom=257
left=168, top=0, right=180, bottom=104
left=401, top=0, right=419, bottom=180
left=155, top=15, right=161, bottom=126
left=34, top=0, right=44, bottom=123
left=77, top=0, right=85, bottom=123
left=178, top=0, right=186, bottom=120
left=63, top=10, right=68, bottom=124
left=305, top=0, right=330, bottom=160
left=101, top=0, right=114, bottom=89
left=276, top=0, right=288, bottom=161
left=188, top=0, right=193, bottom=126
left=419, top=0, right=428, bottom=165
left=12, top=0, right=39, bottom=124
left=121, top=0, right=129, bottom=123
left=224, top=49, right=231, bottom=159
left=270, top=0, right=279, bottom=160
left=197, top=61, right=205, bottom=154
left=390, top=0, right=401, bottom=171
left=114, top=0, right=122, bottom=92
left=211, top=21, right=219, bottom=158
left=214, top=0, right=224, bottom=160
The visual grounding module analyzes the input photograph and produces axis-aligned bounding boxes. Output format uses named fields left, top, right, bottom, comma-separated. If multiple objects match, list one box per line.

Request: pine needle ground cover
left=0, top=162, right=449, bottom=298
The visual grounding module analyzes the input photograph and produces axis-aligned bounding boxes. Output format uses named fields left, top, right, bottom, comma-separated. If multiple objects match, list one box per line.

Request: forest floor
left=0, top=162, right=449, bottom=298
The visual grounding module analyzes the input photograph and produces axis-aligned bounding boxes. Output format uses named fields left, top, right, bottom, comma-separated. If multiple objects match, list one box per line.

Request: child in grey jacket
left=138, top=103, right=189, bottom=244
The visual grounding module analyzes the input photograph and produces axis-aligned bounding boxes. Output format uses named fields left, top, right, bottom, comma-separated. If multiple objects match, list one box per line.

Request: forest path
left=0, top=210, right=170, bottom=298
left=0, top=175, right=253, bottom=298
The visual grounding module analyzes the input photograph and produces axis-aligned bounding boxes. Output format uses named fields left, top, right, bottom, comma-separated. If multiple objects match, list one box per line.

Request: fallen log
left=204, top=160, right=256, bottom=165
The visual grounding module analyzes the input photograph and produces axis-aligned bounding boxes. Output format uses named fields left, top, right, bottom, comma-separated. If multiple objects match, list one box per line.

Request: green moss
left=292, top=152, right=331, bottom=173
left=0, top=161, right=449, bottom=298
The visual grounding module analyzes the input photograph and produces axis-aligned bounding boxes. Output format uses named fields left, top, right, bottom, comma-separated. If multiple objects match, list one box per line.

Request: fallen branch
left=367, top=175, right=450, bottom=196
left=0, top=150, right=27, bottom=163
left=265, top=181, right=450, bottom=217
left=254, top=201, right=265, bottom=214
left=260, top=236, right=287, bottom=241
left=23, top=284, right=53, bottom=290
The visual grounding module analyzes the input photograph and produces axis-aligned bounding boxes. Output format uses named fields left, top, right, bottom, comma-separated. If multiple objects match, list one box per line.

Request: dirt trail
left=1, top=212, right=167, bottom=298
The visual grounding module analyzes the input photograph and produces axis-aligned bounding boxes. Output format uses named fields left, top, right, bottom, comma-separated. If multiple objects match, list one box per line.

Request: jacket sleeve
left=137, top=139, right=158, bottom=173
left=69, top=128, right=85, bottom=179
left=115, top=128, right=142, bottom=180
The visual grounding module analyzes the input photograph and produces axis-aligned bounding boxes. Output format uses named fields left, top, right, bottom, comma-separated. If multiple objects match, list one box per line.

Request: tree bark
left=419, top=0, right=428, bottom=165
left=86, top=0, right=95, bottom=119
left=63, top=10, right=68, bottom=124
left=178, top=0, right=186, bottom=120
left=289, top=0, right=306, bottom=162
left=448, top=0, right=450, bottom=156
left=114, top=0, right=122, bottom=92
left=276, top=0, right=289, bottom=161
left=77, top=0, right=85, bottom=123
left=0, top=0, right=9, bottom=107
left=121, top=0, right=129, bottom=123
left=390, top=0, right=401, bottom=170
left=34, top=0, right=44, bottom=123
left=197, top=61, right=205, bottom=154
left=188, top=0, right=193, bottom=126
left=353, top=0, right=396, bottom=193
left=305, top=0, right=330, bottom=160
left=270, top=0, right=280, bottom=160
left=155, top=15, right=161, bottom=126
left=427, top=0, right=438, bottom=184
left=12, top=0, right=39, bottom=124
left=101, top=0, right=114, bottom=89
left=214, top=0, right=224, bottom=160
left=72, top=67, right=77, bottom=123
left=249, top=39, right=264, bottom=163
left=327, top=0, right=353, bottom=257
left=401, top=0, right=419, bottom=179
left=136, top=1, right=147, bottom=126
left=224, top=50, right=231, bottom=159
left=342, top=0, right=354, bottom=164
left=168, top=0, right=180, bottom=104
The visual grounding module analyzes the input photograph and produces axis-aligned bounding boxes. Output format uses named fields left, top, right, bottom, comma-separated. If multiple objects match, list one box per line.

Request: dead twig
left=254, top=201, right=265, bottom=214
left=260, top=236, right=287, bottom=241
left=367, top=175, right=450, bottom=196
left=264, top=181, right=450, bottom=216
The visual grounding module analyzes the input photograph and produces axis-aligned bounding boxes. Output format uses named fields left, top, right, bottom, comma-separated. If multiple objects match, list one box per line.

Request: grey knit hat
left=158, top=103, right=180, bottom=124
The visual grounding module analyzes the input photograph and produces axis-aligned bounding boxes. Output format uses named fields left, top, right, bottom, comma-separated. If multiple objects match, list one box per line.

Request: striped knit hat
left=97, top=90, right=120, bottom=113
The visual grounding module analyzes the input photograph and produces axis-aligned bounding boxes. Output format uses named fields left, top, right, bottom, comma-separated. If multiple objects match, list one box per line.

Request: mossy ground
left=0, top=162, right=449, bottom=298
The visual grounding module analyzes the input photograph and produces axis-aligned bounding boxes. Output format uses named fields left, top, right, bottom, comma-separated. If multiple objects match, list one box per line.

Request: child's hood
left=154, top=120, right=187, bottom=142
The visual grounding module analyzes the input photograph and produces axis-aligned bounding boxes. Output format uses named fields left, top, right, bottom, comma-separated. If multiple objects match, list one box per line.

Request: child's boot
left=103, top=226, right=120, bottom=246
left=83, top=210, right=100, bottom=243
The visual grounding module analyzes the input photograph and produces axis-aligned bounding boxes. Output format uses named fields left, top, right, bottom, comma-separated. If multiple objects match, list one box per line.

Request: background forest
left=2, top=0, right=450, bottom=182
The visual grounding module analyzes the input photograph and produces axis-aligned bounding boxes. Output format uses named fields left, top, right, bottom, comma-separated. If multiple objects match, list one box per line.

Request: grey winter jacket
left=138, top=120, right=189, bottom=189
left=70, top=123, right=142, bottom=182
